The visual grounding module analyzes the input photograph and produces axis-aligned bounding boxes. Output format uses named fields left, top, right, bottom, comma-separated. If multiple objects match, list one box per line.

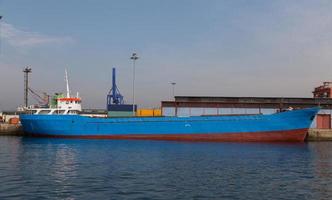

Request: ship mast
left=65, top=69, right=70, bottom=98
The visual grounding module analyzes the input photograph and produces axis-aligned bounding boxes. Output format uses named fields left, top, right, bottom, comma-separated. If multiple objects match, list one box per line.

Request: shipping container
left=108, top=111, right=134, bottom=117
left=136, top=109, right=162, bottom=117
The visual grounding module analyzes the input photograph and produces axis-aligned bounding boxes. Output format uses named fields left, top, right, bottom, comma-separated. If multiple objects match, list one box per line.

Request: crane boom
left=28, top=87, right=49, bottom=106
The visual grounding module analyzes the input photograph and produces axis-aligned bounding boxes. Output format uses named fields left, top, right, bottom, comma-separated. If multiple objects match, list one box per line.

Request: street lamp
left=130, top=52, right=139, bottom=116
left=171, top=82, right=176, bottom=100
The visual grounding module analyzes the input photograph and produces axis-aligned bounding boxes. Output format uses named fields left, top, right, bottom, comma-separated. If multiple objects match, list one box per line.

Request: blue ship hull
left=20, top=107, right=319, bottom=142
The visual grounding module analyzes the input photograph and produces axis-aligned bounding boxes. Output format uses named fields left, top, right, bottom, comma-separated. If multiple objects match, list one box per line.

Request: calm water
left=0, top=137, right=332, bottom=200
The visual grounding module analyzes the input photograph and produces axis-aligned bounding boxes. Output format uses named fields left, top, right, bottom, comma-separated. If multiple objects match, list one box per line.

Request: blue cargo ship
left=20, top=107, right=319, bottom=142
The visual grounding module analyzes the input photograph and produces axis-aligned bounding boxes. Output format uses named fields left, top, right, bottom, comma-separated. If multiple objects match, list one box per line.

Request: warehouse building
left=161, top=82, right=332, bottom=129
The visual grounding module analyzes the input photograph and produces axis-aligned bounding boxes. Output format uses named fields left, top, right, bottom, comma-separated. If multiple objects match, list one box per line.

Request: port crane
left=107, top=68, right=124, bottom=105
left=106, top=67, right=137, bottom=115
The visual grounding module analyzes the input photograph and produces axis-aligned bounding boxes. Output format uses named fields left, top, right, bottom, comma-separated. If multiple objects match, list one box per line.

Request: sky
left=1, top=0, right=332, bottom=110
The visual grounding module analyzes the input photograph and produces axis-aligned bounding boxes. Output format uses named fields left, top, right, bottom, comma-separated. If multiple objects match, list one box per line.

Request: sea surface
left=0, top=136, right=331, bottom=200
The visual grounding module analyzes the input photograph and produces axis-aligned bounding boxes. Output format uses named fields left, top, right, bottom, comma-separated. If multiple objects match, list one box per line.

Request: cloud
left=1, top=22, right=74, bottom=47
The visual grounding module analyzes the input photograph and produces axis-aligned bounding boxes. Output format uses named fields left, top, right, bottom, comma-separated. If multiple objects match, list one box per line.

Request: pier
left=307, top=129, right=332, bottom=141
left=0, top=123, right=23, bottom=136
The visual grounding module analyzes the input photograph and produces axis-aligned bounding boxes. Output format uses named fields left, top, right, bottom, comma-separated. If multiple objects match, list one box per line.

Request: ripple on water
left=0, top=137, right=332, bottom=199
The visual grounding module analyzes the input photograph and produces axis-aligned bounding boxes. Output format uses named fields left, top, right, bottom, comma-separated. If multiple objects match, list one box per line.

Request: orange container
left=9, top=117, right=20, bottom=124
left=153, top=109, right=162, bottom=116
left=137, top=109, right=162, bottom=117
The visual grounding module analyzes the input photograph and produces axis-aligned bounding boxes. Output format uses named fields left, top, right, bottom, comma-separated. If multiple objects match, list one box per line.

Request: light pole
left=23, top=67, right=32, bottom=108
left=0, top=15, right=3, bottom=56
left=171, top=82, right=176, bottom=100
left=130, top=52, right=139, bottom=116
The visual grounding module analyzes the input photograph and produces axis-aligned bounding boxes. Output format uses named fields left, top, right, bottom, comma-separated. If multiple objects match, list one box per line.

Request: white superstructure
left=28, top=69, right=82, bottom=115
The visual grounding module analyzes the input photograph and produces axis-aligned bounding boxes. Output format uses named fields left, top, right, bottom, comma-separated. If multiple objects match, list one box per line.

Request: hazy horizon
left=1, top=0, right=332, bottom=111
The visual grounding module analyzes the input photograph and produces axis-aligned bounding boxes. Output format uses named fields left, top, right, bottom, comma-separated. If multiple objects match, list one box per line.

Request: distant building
left=313, top=82, right=332, bottom=98
left=161, top=82, right=332, bottom=129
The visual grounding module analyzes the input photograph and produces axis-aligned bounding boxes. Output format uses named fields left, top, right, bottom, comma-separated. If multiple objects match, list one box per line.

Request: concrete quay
left=0, top=123, right=24, bottom=136
left=307, top=129, right=332, bottom=141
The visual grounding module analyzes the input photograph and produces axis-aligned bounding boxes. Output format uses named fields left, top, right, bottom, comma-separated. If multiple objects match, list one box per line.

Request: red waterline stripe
left=25, top=128, right=308, bottom=142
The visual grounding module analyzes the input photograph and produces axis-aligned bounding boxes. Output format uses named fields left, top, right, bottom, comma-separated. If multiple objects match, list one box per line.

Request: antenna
left=65, top=69, right=70, bottom=98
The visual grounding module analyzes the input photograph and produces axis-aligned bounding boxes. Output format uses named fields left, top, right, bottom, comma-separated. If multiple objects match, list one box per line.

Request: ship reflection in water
left=52, top=145, right=78, bottom=187
left=0, top=137, right=331, bottom=199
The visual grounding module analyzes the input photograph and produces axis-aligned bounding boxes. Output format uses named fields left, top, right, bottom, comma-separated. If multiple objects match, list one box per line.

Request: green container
left=108, top=111, right=134, bottom=117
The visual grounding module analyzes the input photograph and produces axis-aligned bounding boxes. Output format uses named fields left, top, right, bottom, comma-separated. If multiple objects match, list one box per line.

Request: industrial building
left=161, top=82, right=332, bottom=129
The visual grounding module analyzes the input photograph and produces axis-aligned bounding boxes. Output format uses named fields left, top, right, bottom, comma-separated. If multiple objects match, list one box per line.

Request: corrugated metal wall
left=162, top=107, right=332, bottom=129
left=162, top=107, right=279, bottom=117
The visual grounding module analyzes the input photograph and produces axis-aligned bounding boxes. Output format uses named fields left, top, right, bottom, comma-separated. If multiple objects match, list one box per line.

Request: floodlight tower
left=130, top=52, right=139, bottom=115
left=171, top=82, right=176, bottom=100
left=0, top=15, right=3, bottom=55
left=23, top=67, right=32, bottom=108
